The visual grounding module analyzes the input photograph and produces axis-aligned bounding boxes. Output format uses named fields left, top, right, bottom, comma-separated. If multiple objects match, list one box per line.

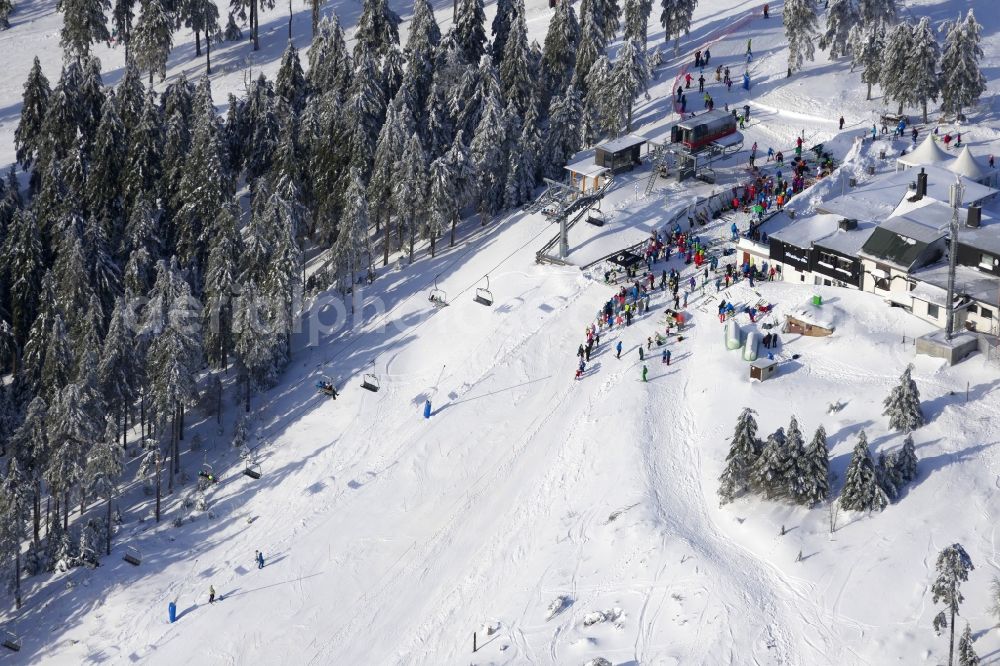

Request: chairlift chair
left=123, top=546, right=141, bottom=566
left=361, top=360, right=380, bottom=392
left=198, top=463, right=218, bottom=484
left=587, top=208, right=606, bottom=227
left=315, top=375, right=338, bottom=398
left=473, top=275, right=494, bottom=307
left=428, top=274, right=448, bottom=307
left=2, top=630, right=21, bottom=652
left=243, top=462, right=262, bottom=480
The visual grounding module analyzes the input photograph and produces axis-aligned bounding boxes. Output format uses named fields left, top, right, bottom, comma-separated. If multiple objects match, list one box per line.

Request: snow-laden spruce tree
left=803, top=424, right=830, bottom=504
left=540, top=0, right=580, bottom=112
left=0, top=457, right=31, bottom=607
left=858, top=0, right=895, bottom=28
left=544, top=84, right=583, bottom=178
left=575, top=1, right=605, bottom=91
left=839, top=430, right=888, bottom=513
left=491, top=0, right=514, bottom=64
left=583, top=55, right=613, bottom=144
left=332, top=167, right=371, bottom=283
left=59, top=0, right=111, bottom=58
left=660, top=0, right=696, bottom=56
left=751, top=427, right=789, bottom=500
left=623, top=0, right=652, bottom=46
left=883, top=364, right=924, bottom=432
left=454, top=0, right=487, bottom=65
left=940, top=10, right=986, bottom=120
left=353, top=0, right=400, bottom=59
left=132, top=0, right=173, bottom=85
left=470, top=83, right=509, bottom=225
left=394, top=133, right=429, bottom=261
left=819, top=0, right=858, bottom=59
left=2, top=210, right=44, bottom=347
left=611, top=37, right=648, bottom=132
left=718, top=408, right=761, bottom=504
left=586, top=0, right=621, bottom=44
left=880, top=20, right=914, bottom=115
left=958, top=623, right=980, bottom=666
left=782, top=416, right=811, bottom=504
left=500, top=0, right=532, bottom=115
left=84, top=417, right=123, bottom=556
left=906, top=17, right=940, bottom=123
left=876, top=450, right=900, bottom=500
left=895, top=433, right=918, bottom=483
left=14, top=58, right=50, bottom=170
left=0, top=0, right=12, bottom=28
left=933, top=543, right=974, bottom=666
left=307, top=15, right=351, bottom=97
left=783, top=0, right=819, bottom=75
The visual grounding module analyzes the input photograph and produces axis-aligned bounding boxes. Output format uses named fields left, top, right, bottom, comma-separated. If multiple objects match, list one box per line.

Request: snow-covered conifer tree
left=42, top=315, right=74, bottom=401
left=802, top=424, right=829, bottom=504
left=0, top=458, right=31, bottom=607
left=275, top=44, right=307, bottom=114
left=404, top=0, right=440, bottom=117
left=880, top=20, right=914, bottom=115
left=2, top=210, right=44, bottom=348
left=583, top=55, right=613, bottom=144
left=957, top=624, right=980, bottom=666
left=819, top=0, right=859, bottom=59
left=718, top=408, right=760, bottom=504
left=454, top=0, right=487, bottom=65
left=933, top=543, right=974, bottom=666
left=543, top=84, right=583, bottom=178
left=611, top=37, right=648, bottom=132
left=86, top=94, right=127, bottom=251
left=940, top=10, right=986, bottom=119
left=14, top=58, right=51, bottom=171
left=132, top=0, right=173, bottom=85
left=470, top=86, right=508, bottom=226
left=427, top=156, right=455, bottom=258
left=849, top=21, right=886, bottom=101
left=500, top=0, right=532, bottom=116
left=750, top=428, right=790, bottom=500
left=308, top=15, right=352, bottom=97
left=895, top=433, right=918, bottom=484
left=345, top=46, right=387, bottom=180
left=574, top=1, right=605, bottom=91
left=781, top=416, right=811, bottom=503
left=330, top=167, right=370, bottom=286
left=84, top=417, right=123, bottom=555
left=539, top=0, right=580, bottom=112
left=491, top=0, right=514, bottom=65
left=0, top=0, right=12, bottom=28
left=784, top=0, right=819, bottom=75
left=839, top=430, right=888, bottom=513
left=354, top=0, right=400, bottom=59
left=623, top=0, right=652, bottom=46
left=98, top=296, right=138, bottom=443
left=858, top=0, right=894, bottom=27
left=883, top=364, right=924, bottom=432
left=906, top=17, right=940, bottom=123
left=59, top=0, right=111, bottom=58
left=203, top=200, right=242, bottom=368
left=659, top=0, right=696, bottom=56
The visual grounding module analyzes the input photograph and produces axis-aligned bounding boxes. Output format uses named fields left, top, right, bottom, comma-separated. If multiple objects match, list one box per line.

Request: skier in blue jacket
left=616, top=340, right=623, bottom=359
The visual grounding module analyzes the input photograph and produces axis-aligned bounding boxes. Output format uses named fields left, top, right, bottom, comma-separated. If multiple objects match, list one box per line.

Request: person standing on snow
left=576, top=359, right=586, bottom=379
left=577, top=344, right=585, bottom=359
left=616, top=340, right=623, bottom=359
left=839, top=116, right=845, bottom=130
left=209, top=585, right=217, bottom=603
left=763, top=3, right=769, bottom=18
left=255, top=550, right=265, bottom=569
left=642, top=365, right=649, bottom=382
left=639, top=346, right=645, bottom=361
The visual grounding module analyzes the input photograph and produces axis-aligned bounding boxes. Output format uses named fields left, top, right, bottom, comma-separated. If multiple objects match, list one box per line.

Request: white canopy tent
left=948, top=146, right=996, bottom=186
left=896, top=135, right=954, bottom=171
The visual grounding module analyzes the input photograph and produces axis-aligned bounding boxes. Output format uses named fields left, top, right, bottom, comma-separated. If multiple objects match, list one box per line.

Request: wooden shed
left=564, top=160, right=610, bottom=194
left=783, top=301, right=837, bottom=337
left=595, top=134, right=648, bottom=174
left=749, top=358, right=778, bottom=381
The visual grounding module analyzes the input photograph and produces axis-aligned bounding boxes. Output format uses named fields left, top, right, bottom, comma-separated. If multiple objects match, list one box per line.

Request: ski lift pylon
left=474, top=275, right=494, bottom=306
left=361, top=359, right=380, bottom=392
left=428, top=274, right=448, bottom=307
left=123, top=545, right=141, bottom=566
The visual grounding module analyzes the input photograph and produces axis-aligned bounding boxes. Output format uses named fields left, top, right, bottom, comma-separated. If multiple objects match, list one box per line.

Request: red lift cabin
left=671, top=110, right=737, bottom=153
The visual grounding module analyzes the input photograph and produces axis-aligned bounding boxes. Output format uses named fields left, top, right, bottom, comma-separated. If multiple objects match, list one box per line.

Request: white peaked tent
left=897, top=135, right=955, bottom=170
left=948, top=146, right=994, bottom=185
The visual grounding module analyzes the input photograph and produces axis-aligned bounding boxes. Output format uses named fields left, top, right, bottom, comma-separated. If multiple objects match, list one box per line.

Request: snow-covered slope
left=2, top=0, right=1000, bottom=664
